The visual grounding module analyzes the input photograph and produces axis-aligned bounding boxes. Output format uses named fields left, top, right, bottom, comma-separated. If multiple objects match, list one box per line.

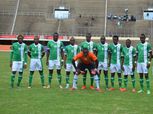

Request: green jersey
left=47, top=40, right=64, bottom=60
left=136, top=42, right=152, bottom=63
left=108, top=43, right=123, bottom=64
left=65, top=44, right=80, bottom=63
left=80, top=41, right=97, bottom=52
left=97, top=42, right=108, bottom=63
left=29, top=43, right=44, bottom=59
left=122, top=46, right=136, bottom=66
left=10, top=42, right=28, bottom=63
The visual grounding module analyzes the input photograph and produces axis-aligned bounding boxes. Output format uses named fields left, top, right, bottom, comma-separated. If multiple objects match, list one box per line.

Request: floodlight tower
left=143, top=8, right=153, bottom=43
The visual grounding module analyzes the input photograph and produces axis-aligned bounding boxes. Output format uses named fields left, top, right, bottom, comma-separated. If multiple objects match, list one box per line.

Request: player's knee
left=91, top=69, right=96, bottom=75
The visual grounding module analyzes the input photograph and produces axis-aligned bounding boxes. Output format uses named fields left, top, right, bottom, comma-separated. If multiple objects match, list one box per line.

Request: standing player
left=63, top=37, right=80, bottom=88
left=10, top=34, right=28, bottom=88
left=97, top=36, right=109, bottom=89
left=46, top=32, right=64, bottom=88
left=121, top=39, right=136, bottom=92
left=136, top=34, right=152, bottom=94
left=28, top=36, right=46, bottom=88
left=108, top=35, right=125, bottom=92
left=79, top=33, right=97, bottom=90
left=71, top=48, right=101, bottom=92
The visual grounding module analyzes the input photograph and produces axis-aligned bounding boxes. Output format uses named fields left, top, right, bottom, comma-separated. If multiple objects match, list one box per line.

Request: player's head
left=140, top=33, right=146, bottom=43
left=70, top=37, right=75, bottom=45
left=17, top=34, right=24, bottom=44
left=34, top=36, right=39, bottom=45
left=100, top=35, right=106, bottom=44
left=113, top=35, right=119, bottom=45
left=86, top=33, right=92, bottom=42
left=53, top=32, right=59, bottom=42
left=83, top=47, right=89, bottom=57
left=126, top=39, right=131, bottom=48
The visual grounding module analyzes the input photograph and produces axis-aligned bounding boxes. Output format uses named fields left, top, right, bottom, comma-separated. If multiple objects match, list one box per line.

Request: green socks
left=104, top=75, right=108, bottom=88
left=48, top=75, right=52, bottom=85
left=11, top=74, right=15, bottom=88
left=146, top=79, right=150, bottom=91
left=111, top=77, right=115, bottom=88
left=17, top=73, right=23, bottom=87
left=57, top=74, right=62, bottom=85
left=90, top=76, right=94, bottom=86
left=118, top=78, right=122, bottom=88
left=83, top=75, right=86, bottom=86
left=66, top=75, right=69, bottom=84
left=139, top=78, right=144, bottom=90
left=131, top=76, right=136, bottom=88
left=29, top=75, right=33, bottom=87
left=40, top=75, right=45, bottom=86
left=124, top=77, right=128, bottom=88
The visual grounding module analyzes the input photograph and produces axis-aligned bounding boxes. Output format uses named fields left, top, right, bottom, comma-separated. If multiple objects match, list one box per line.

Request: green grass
left=0, top=52, right=153, bottom=114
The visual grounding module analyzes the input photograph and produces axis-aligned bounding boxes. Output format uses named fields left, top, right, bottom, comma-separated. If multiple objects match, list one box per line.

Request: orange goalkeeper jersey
left=73, top=51, right=97, bottom=65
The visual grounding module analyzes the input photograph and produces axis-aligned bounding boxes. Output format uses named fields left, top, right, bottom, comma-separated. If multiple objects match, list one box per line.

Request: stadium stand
left=0, top=0, right=152, bottom=40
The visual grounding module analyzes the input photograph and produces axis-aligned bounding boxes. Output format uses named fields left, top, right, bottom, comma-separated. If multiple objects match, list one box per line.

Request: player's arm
left=133, top=48, right=137, bottom=71
left=121, top=47, right=124, bottom=71
left=147, top=44, right=152, bottom=68
left=93, top=43, right=97, bottom=56
left=28, top=45, right=31, bottom=58
left=63, top=48, right=67, bottom=68
left=24, top=45, right=28, bottom=69
left=72, top=53, right=80, bottom=70
left=46, top=42, right=50, bottom=66
left=41, top=46, right=45, bottom=58
left=10, top=45, right=13, bottom=68
left=72, top=59, right=77, bottom=70
left=121, top=56, right=124, bottom=71
left=108, top=46, right=111, bottom=67
left=60, top=42, right=65, bottom=66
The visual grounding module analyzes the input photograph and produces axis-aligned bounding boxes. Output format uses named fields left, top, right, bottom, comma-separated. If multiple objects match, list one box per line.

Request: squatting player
left=79, top=33, right=97, bottom=90
left=71, top=47, right=101, bottom=92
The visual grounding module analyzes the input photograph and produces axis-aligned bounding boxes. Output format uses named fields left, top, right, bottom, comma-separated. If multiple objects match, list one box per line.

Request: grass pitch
left=0, top=52, right=153, bottom=114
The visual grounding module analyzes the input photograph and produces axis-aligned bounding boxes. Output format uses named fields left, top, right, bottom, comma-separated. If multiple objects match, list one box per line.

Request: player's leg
left=123, top=75, right=128, bottom=90
left=57, top=69, right=62, bottom=88
left=65, top=64, right=71, bottom=88
left=47, top=60, right=54, bottom=88
left=11, top=61, right=18, bottom=88
left=39, top=70, right=45, bottom=88
left=104, top=70, right=109, bottom=89
left=90, top=68, right=101, bottom=92
left=65, top=71, right=70, bottom=88
left=10, top=71, right=16, bottom=88
left=28, top=59, right=35, bottom=88
left=17, top=72, right=23, bottom=87
left=138, top=74, right=144, bottom=93
left=28, top=71, right=34, bottom=88
left=145, top=73, right=150, bottom=94
left=109, top=64, right=115, bottom=91
left=47, top=70, right=53, bottom=88
left=131, top=74, right=136, bottom=92
left=55, top=60, right=62, bottom=88
left=137, top=63, right=144, bottom=93
left=116, top=64, right=123, bottom=89
left=38, top=59, right=45, bottom=88
left=82, top=69, right=87, bottom=89
left=72, top=63, right=83, bottom=90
